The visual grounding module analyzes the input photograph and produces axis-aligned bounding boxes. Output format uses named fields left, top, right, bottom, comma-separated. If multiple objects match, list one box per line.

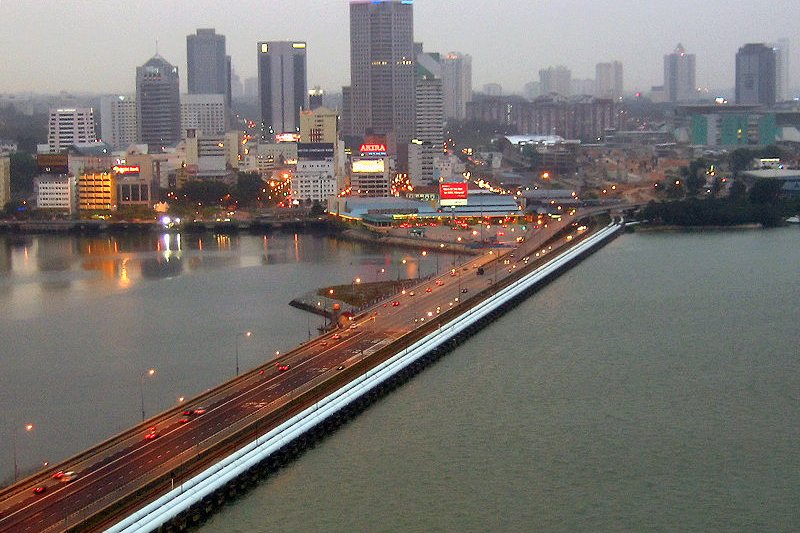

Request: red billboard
left=439, top=182, right=469, bottom=206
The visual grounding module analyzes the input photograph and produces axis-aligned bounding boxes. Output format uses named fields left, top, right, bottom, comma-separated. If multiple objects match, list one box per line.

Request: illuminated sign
left=113, top=165, right=141, bottom=175
left=298, top=143, right=334, bottom=160
left=360, top=143, right=387, bottom=155
left=292, top=42, right=306, bottom=49
left=439, top=182, right=469, bottom=206
left=275, top=133, right=301, bottom=143
left=260, top=43, right=269, bottom=53
left=352, top=159, right=386, bottom=173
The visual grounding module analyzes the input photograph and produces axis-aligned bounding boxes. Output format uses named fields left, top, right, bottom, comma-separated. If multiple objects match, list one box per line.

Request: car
left=349, top=324, right=358, bottom=329
left=408, top=291, right=415, bottom=296
left=52, top=470, right=65, bottom=480
left=60, top=471, right=77, bottom=483
left=337, top=365, right=345, bottom=370
left=320, top=341, right=329, bottom=346
left=435, top=279, right=444, bottom=286
left=425, top=287, right=432, bottom=293
left=192, top=408, right=206, bottom=415
left=461, top=288, right=468, bottom=293
left=277, top=364, right=290, bottom=372
left=181, top=409, right=194, bottom=416
left=32, top=486, right=46, bottom=495
left=332, top=333, right=341, bottom=340
left=391, top=301, right=400, bottom=307
left=144, top=430, right=158, bottom=440
left=178, top=417, right=190, bottom=424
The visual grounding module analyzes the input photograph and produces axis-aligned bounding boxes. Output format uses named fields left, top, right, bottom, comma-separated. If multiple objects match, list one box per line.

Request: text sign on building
left=113, top=165, right=141, bottom=175
left=439, top=182, right=469, bottom=206
left=359, top=143, right=387, bottom=156
left=298, top=143, right=334, bottom=160
left=275, top=133, right=301, bottom=143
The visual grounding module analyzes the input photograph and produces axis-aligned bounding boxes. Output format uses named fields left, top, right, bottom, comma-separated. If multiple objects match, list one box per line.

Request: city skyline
left=0, top=0, right=799, bottom=97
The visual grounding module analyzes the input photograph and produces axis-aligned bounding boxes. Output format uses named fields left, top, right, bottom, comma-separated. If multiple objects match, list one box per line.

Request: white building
left=181, top=93, right=227, bottom=136
left=292, top=159, right=337, bottom=202
left=100, top=95, right=138, bottom=150
left=34, top=174, right=77, bottom=213
left=442, top=52, right=472, bottom=120
left=411, top=59, right=444, bottom=186
left=46, top=108, right=96, bottom=152
left=183, top=129, right=232, bottom=182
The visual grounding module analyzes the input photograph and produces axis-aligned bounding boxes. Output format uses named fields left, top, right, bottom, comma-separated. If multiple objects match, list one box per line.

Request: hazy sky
left=1, top=0, right=799, bottom=96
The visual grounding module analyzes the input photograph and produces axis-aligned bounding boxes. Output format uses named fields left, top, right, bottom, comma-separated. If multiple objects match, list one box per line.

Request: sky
left=1, top=0, right=799, bottom=96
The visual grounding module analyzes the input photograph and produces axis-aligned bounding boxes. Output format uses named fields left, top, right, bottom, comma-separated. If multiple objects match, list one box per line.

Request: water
left=2, top=228, right=799, bottom=531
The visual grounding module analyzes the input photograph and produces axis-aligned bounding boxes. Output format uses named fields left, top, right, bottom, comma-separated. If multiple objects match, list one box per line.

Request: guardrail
left=103, top=220, right=622, bottom=533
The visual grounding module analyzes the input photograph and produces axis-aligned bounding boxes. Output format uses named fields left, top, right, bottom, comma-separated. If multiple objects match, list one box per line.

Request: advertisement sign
left=351, top=159, right=386, bottom=173
left=359, top=143, right=387, bottom=156
left=298, top=143, right=334, bottom=160
left=275, top=133, right=301, bottom=143
left=113, top=165, right=141, bottom=175
left=439, top=182, right=469, bottom=206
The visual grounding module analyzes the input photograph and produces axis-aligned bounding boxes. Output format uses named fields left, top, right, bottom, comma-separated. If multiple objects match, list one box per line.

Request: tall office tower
left=244, top=77, right=259, bottom=100
left=410, top=52, right=444, bottom=185
left=181, top=94, right=227, bottom=136
left=524, top=81, right=542, bottom=100
left=441, top=52, right=472, bottom=120
left=0, top=155, right=10, bottom=209
left=187, top=29, right=231, bottom=108
left=231, top=68, right=244, bottom=100
left=308, top=87, right=324, bottom=110
left=258, top=41, right=308, bottom=137
left=596, top=61, right=623, bottom=99
left=773, top=38, right=790, bottom=102
left=46, top=107, right=96, bottom=151
left=664, top=44, right=696, bottom=102
left=100, top=95, right=138, bottom=150
left=539, top=66, right=572, bottom=96
left=346, top=0, right=415, bottom=146
left=736, top=43, right=777, bottom=106
left=300, top=106, right=338, bottom=144
left=136, top=55, right=181, bottom=149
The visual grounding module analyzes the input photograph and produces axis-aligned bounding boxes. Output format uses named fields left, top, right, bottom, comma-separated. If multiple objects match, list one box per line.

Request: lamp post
left=140, top=368, right=156, bottom=422
left=12, top=423, right=34, bottom=482
left=235, top=331, right=253, bottom=376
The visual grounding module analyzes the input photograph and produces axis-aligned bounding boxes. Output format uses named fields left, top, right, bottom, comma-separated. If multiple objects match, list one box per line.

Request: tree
left=748, top=178, right=783, bottom=205
left=728, top=180, right=747, bottom=202
left=9, top=152, right=38, bottom=195
left=235, top=172, right=263, bottom=207
left=181, top=181, right=231, bottom=206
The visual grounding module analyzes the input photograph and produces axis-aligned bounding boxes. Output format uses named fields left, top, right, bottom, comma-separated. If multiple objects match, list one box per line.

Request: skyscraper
left=410, top=51, right=444, bottom=185
left=441, top=52, right=472, bottom=120
left=136, top=55, right=181, bottom=149
left=100, top=96, right=137, bottom=150
left=664, top=44, right=696, bottom=103
left=736, top=43, right=776, bottom=106
left=345, top=0, right=415, bottom=146
left=595, top=61, right=623, bottom=99
left=186, top=29, right=231, bottom=108
left=257, top=41, right=308, bottom=137
left=773, top=38, right=790, bottom=103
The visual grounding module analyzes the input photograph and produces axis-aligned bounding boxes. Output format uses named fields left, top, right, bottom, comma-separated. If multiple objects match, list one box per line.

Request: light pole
left=12, top=423, right=34, bottom=482
left=140, top=368, right=156, bottom=422
left=234, top=331, right=253, bottom=376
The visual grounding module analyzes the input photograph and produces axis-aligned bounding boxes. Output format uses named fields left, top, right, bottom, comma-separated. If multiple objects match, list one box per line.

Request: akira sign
left=439, top=182, right=468, bottom=206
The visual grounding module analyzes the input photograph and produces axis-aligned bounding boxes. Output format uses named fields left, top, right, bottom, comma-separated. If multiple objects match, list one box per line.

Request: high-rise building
left=596, top=61, right=623, bottom=99
left=187, top=29, right=231, bottom=108
left=181, top=94, right=227, bottom=136
left=0, top=155, right=10, bottom=208
left=345, top=0, right=415, bottom=146
left=524, top=81, right=542, bottom=100
left=136, top=55, right=181, bottom=149
left=410, top=52, right=444, bottom=185
left=46, top=107, right=97, bottom=152
left=308, top=87, right=324, bottom=110
left=483, top=83, right=503, bottom=96
left=258, top=41, right=308, bottom=138
left=571, top=78, right=595, bottom=97
left=77, top=172, right=116, bottom=212
left=664, top=44, right=696, bottom=102
left=736, top=43, right=777, bottom=106
left=300, top=106, right=339, bottom=144
left=230, top=68, right=244, bottom=100
left=540, top=66, right=572, bottom=96
left=774, top=38, right=790, bottom=102
left=441, top=52, right=472, bottom=120
left=100, top=95, right=137, bottom=150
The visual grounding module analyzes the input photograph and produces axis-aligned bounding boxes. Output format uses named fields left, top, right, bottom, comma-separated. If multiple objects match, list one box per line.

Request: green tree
left=9, top=152, right=38, bottom=195
left=181, top=181, right=231, bottom=206
left=748, top=178, right=783, bottom=205
left=235, top=172, right=264, bottom=207
left=728, top=179, right=747, bottom=201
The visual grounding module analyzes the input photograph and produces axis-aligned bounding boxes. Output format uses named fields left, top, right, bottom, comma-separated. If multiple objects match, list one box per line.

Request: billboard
left=351, top=159, right=385, bottom=173
left=113, top=165, right=141, bottom=175
left=298, top=143, right=335, bottom=160
left=359, top=143, right=387, bottom=156
left=275, top=132, right=301, bottom=143
left=439, top=182, right=469, bottom=206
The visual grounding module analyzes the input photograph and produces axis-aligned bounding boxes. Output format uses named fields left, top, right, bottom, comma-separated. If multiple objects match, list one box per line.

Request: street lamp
left=235, top=331, right=253, bottom=376
left=12, top=423, right=34, bottom=482
left=140, top=368, right=156, bottom=422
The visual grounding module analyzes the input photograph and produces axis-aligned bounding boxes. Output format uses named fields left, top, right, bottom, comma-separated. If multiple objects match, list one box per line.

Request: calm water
left=2, top=228, right=799, bottom=532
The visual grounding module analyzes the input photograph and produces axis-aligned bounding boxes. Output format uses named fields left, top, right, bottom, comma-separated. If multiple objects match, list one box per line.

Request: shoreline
left=634, top=223, right=764, bottom=233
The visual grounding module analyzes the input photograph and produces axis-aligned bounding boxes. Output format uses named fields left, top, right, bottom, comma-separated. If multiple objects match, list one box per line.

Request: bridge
left=0, top=210, right=624, bottom=533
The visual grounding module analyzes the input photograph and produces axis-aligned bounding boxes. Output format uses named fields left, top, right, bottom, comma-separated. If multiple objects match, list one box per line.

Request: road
left=0, top=211, right=592, bottom=533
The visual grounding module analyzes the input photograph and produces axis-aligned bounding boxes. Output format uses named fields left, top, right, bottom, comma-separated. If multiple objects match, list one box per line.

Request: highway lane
left=0, top=212, right=588, bottom=532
